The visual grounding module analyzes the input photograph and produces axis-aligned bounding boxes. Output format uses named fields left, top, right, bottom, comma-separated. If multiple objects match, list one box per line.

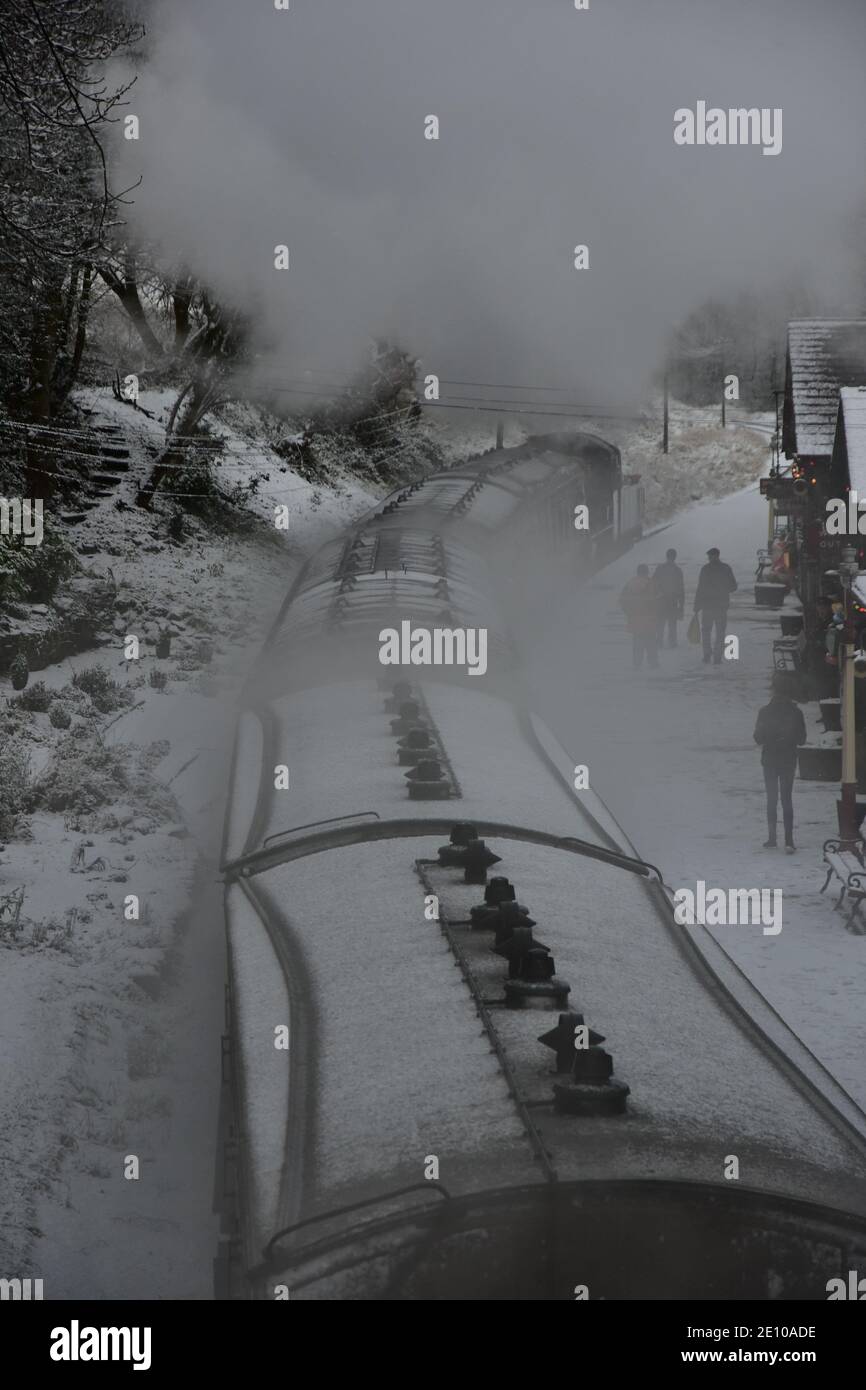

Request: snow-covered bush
left=9, top=652, right=28, bottom=690
left=33, top=735, right=129, bottom=813
left=11, top=681, right=53, bottom=713
left=71, top=666, right=133, bottom=714
left=0, top=525, right=77, bottom=609
left=160, top=441, right=261, bottom=525
left=29, top=916, right=74, bottom=951
left=33, top=733, right=176, bottom=821
left=0, top=739, right=31, bottom=838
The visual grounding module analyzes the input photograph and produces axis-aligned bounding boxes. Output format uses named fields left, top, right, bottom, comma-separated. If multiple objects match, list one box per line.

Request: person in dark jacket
left=693, top=547, right=737, bottom=664
left=619, top=564, right=659, bottom=670
left=654, top=548, right=685, bottom=648
left=753, top=679, right=808, bottom=851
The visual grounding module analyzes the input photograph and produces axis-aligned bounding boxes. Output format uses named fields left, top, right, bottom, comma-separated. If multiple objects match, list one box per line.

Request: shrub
left=0, top=524, right=77, bottom=609
left=49, top=703, right=72, bottom=729
left=33, top=735, right=129, bottom=813
left=33, top=733, right=176, bottom=822
left=71, top=666, right=133, bottom=714
left=161, top=443, right=263, bottom=526
left=0, top=739, right=31, bottom=838
left=11, top=680, right=53, bottom=713
left=161, top=447, right=222, bottom=516
left=148, top=669, right=167, bottom=690
left=29, top=916, right=73, bottom=951
left=10, top=652, right=28, bottom=690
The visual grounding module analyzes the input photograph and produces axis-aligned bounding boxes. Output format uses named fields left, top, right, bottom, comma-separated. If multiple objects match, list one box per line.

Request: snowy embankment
left=0, top=386, right=382, bottom=1296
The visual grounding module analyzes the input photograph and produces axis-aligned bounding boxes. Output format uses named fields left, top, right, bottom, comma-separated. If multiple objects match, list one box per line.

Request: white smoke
left=113, top=0, right=866, bottom=407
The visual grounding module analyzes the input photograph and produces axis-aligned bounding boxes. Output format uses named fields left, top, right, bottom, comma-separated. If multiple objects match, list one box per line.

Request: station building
left=761, top=323, right=866, bottom=802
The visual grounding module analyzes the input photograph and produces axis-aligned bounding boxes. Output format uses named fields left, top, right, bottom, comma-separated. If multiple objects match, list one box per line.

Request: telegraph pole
left=495, top=419, right=504, bottom=449
left=839, top=546, right=860, bottom=848
left=662, top=370, right=669, bottom=454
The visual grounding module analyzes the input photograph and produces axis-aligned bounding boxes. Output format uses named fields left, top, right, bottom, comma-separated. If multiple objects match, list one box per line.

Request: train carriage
left=214, top=435, right=866, bottom=1300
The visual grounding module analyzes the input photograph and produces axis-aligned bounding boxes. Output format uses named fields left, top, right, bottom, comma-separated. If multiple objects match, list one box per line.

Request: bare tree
left=136, top=296, right=249, bottom=507
left=0, top=0, right=142, bottom=489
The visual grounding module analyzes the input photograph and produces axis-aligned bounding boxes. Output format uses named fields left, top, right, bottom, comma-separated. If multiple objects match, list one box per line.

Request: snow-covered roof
left=242, top=680, right=590, bottom=850
left=252, top=840, right=532, bottom=1198
left=229, top=828, right=866, bottom=1238
left=834, top=386, right=866, bottom=494
left=359, top=435, right=619, bottom=533
left=784, top=320, right=866, bottom=458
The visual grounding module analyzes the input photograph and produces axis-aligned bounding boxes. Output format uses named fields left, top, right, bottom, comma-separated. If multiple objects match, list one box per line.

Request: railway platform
left=526, top=480, right=866, bottom=1108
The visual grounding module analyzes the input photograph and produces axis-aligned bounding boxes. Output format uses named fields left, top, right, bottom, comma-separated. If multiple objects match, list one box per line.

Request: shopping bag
left=687, top=613, right=701, bottom=645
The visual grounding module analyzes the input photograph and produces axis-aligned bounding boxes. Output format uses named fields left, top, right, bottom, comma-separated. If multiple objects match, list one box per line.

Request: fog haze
left=115, top=0, right=866, bottom=404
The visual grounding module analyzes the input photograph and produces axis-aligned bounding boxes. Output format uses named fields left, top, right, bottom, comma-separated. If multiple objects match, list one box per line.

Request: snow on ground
left=524, top=480, right=866, bottom=1108
left=0, top=386, right=383, bottom=1295
left=608, top=399, right=772, bottom=523
left=74, top=385, right=381, bottom=555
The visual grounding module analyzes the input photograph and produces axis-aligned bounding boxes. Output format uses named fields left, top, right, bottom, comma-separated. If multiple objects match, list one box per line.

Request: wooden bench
left=821, top=838, right=866, bottom=933
left=772, top=637, right=801, bottom=672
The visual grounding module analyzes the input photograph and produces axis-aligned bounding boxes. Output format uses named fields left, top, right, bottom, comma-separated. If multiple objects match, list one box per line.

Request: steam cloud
left=115, top=0, right=866, bottom=407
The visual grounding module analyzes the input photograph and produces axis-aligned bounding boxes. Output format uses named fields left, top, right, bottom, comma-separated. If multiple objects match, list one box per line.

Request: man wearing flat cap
left=693, top=547, right=737, bottom=664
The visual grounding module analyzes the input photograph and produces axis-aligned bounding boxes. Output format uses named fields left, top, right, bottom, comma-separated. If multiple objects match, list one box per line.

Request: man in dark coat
left=753, top=680, right=807, bottom=851
left=654, top=547, right=685, bottom=648
left=619, top=563, right=659, bottom=670
left=693, top=547, right=737, bottom=664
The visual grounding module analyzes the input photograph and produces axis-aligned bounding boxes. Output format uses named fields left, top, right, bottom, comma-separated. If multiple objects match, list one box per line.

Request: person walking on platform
left=753, top=678, right=807, bottom=852
left=619, top=564, right=659, bottom=671
left=654, top=548, right=685, bottom=648
left=693, top=547, right=737, bottom=664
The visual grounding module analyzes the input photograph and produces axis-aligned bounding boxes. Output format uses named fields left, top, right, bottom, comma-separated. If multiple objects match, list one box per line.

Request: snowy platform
left=523, top=480, right=866, bottom=1110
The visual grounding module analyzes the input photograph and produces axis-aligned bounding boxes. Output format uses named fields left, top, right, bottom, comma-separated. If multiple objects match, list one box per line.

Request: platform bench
left=772, top=637, right=801, bottom=672
left=821, top=838, right=866, bottom=933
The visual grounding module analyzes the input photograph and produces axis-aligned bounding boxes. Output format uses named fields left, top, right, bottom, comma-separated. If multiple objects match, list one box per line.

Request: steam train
left=214, top=434, right=866, bottom=1300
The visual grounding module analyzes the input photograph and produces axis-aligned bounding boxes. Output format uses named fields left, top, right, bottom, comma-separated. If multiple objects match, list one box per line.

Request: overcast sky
left=116, top=0, right=866, bottom=408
